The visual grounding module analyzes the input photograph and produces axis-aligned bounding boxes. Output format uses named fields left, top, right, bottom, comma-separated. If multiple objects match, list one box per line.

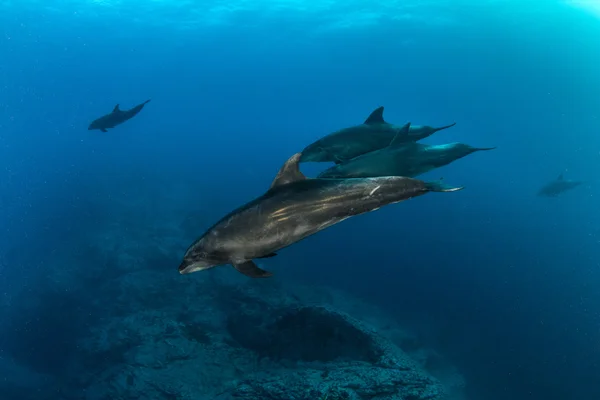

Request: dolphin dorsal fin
left=270, top=153, right=306, bottom=189
left=557, top=173, right=564, bottom=181
left=364, top=106, right=385, bottom=125
left=389, top=123, right=411, bottom=147
left=113, top=104, right=121, bottom=113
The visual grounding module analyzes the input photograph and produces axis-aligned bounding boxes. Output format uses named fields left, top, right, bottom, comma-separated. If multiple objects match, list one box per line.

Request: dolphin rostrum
left=300, top=106, right=456, bottom=164
left=537, top=173, right=582, bottom=197
left=318, top=130, right=496, bottom=179
left=88, top=99, right=151, bottom=132
left=178, top=153, right=463, bottom=277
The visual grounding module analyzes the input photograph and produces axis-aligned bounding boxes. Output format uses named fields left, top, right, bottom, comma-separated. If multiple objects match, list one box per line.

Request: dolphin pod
left=176, top=105, right=496, bottom=277
left=300, top=106, right=495, bottom=183
left=318, top=128, right=496, bottom=179
left=300, top=106, right=457, bottom=164
left=82, top=97, right=581, bottom=276
left=84, top=100, right=554, bottom=277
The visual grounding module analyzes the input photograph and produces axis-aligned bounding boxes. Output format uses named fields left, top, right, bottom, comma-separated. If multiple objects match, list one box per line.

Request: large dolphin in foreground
left=318, top=128, right=495, bottom=179
left=300, top=106, right=456, bottom=164
left=88, top=99, right=151, bottom=132
left=537, top=174, right=582, bottom=197
left=178, top=153, right=463, bottom=278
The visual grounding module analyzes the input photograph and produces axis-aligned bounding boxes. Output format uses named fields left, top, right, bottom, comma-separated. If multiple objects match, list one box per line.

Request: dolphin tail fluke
left=425, top=179, right=464, bottom=193
left=143, top=99, right=151, bottom=105
left=434, top=122, right=457, bottom=133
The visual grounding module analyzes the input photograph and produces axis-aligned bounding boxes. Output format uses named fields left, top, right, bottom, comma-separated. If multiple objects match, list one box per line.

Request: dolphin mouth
left=178, top=260, right=212, bottom=274
left=178, top=261, right=194, bottom=274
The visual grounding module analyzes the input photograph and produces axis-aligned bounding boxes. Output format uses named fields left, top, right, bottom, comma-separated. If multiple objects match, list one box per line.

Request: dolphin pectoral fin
left=256, top=252, right=277, bottom=259
left=100, top=128, right=108, bottom=132
left=364, top=106, right=385, bottom=125
left=233, top=261, right=273, bottom=278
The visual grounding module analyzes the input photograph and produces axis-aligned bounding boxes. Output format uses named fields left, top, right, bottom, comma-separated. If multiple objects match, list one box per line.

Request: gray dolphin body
left=300, top=106, right=456, bottom=164
left=318, top=130, right=496, bottom=179
left=88, top=99, right=151, bottom=132
left=537, top=174, right=582, bottom=197
left=178, top=153, right=463, bottom=278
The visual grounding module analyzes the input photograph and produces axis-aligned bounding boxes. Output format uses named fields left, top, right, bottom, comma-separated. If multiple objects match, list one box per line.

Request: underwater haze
left=1, top=0, right=600, bottom=399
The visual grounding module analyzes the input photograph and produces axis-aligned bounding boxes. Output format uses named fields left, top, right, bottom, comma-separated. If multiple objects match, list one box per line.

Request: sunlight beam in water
left=566, top=0, right=600, bottom=17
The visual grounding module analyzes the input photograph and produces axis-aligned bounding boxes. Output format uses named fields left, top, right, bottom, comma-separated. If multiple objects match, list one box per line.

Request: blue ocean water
left=1, top=0, right=600, bottom=399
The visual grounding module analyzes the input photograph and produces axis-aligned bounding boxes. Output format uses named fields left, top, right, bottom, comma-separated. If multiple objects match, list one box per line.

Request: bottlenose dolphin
left=537, top=174, right=582, bottom=197
left=318, top=130, right=495, bottom=179
left=178, top=153, right=463, bottom=277
left=300, top=106, right=456, bottom=164
left=88, top=99, right=151, bottom=132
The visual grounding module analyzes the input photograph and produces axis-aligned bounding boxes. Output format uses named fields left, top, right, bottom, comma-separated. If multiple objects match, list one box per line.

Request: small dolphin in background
left=318, top=127, right=495, bottom=179
left=537, top=173, right=582, bottom=197
left=88, top=99, right=151, bottom=132
left=178, top=153, right=463, bottom=278
left=300, top=106, right=456, bottom=164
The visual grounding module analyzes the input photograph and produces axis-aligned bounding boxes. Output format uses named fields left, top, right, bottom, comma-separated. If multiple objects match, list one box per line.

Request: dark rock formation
left=224, top=305, right=443, bottom=400
left=71, top=277, right=448, bottom=400
left=227, top=306, right=383, bottom=363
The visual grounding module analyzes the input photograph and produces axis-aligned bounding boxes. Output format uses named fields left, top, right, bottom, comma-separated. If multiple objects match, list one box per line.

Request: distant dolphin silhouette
left=88, top=99, right=151, bottom=132
left=318, top=125, right=495, bottom=179
left=300, top=106, right=456, bottom=164
left=537, top=173, right=582, bottom=197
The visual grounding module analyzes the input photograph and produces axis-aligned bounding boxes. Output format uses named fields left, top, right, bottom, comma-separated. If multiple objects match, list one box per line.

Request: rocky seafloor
left=0, top=178, right=466, bottom=400
left=1, top=271, right=466, bottom=399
